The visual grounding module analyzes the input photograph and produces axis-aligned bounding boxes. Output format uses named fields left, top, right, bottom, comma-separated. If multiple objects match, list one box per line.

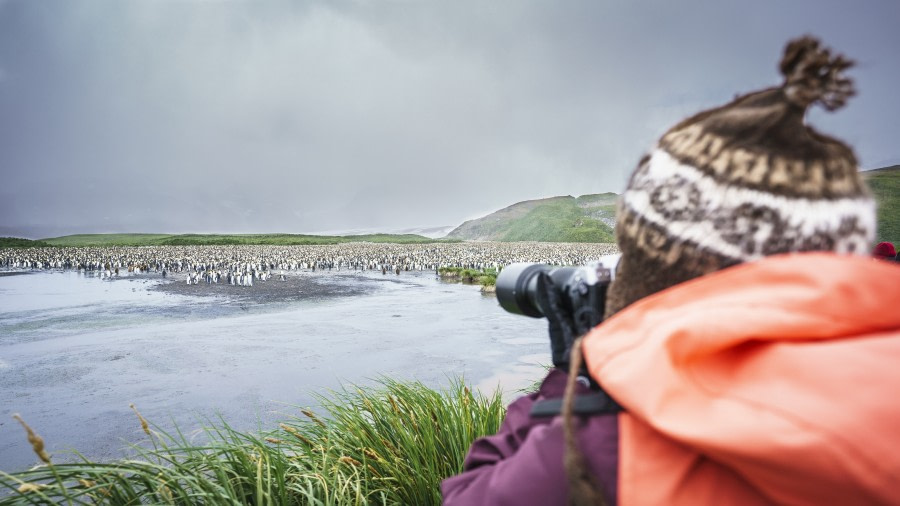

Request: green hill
left=445, top=164, right=899, bottom=246
left=864, top=165, right=900, bottom=245
left=39, top=233, right=454, bottom=247
left=446, top=193, right=618, bottom=242
left=0, top=237, right=52, bottom=248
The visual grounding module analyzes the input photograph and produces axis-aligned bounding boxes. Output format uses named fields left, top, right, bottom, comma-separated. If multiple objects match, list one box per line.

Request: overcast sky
left=1, top=0, right=898, bottom=238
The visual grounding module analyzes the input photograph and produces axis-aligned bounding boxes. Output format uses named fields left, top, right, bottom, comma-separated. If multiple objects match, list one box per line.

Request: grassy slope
left=573, top=193, right=619, bottom=206
left=445, top=196, right=573, bottom=241
left=0, top=237, right=52, bottom=248
left=864, top=165, right=900, bottom=244
left=501, top=199, right=615, bottom=242
left=40, top=233, right=454, bottom=247
left=447, top=166, right=900, bottom=246
left=447, top=193, right=617, bottom=243
left=41, top=234, right=174, bottom=247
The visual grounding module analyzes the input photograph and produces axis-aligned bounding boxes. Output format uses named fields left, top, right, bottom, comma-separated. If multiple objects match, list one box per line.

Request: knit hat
left=873, top=242, right=896, bottom=259
left=606, top=36, right=876, bottom=317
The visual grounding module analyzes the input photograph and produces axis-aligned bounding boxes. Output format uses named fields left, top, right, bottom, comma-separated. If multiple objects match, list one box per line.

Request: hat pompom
left=780, top=36, right=855, bottom=112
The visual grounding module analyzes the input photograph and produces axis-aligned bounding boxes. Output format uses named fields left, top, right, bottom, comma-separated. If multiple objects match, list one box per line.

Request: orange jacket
left=583, top=253, right=900, bottom=505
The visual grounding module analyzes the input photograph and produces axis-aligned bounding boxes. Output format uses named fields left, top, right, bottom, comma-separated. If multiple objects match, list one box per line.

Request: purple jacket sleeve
left=442, top=369, right=619, bottom=505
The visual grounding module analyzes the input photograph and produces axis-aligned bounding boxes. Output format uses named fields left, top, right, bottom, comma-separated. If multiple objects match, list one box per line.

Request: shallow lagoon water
left=0, top=270, right=547, bottom=472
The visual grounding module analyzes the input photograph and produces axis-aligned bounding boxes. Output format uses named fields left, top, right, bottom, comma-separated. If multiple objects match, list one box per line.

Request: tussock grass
left=437, top=267, right=497, bottom=287
left=0, top=378, right=505, bottom=505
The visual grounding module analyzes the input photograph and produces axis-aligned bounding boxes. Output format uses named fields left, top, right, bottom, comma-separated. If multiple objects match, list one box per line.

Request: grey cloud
left=1, top=0, right=898, bottom=237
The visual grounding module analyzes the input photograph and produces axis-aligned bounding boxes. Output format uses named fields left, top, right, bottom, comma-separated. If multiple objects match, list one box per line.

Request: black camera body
left=496, top=261, right=612, bottom=336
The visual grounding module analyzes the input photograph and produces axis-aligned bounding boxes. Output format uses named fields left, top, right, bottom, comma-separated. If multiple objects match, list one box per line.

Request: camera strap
left=529, top=389, right=622, bottom=418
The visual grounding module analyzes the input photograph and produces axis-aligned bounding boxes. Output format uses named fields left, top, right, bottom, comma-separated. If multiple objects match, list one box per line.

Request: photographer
left=443, top=37, right=900, bottom=505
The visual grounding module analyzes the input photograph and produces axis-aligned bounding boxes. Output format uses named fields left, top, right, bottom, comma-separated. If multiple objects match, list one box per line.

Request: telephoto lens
left=495, top=263, right=551, bottom=317
left=496, top=260, right=615, bottom=322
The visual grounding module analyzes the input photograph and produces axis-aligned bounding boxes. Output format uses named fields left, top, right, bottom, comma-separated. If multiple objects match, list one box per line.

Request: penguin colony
left=0, top=242, right=620, bottom=286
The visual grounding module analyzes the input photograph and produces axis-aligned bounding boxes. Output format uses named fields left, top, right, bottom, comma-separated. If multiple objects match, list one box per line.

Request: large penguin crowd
left=1, top=242, right=619, bottom=287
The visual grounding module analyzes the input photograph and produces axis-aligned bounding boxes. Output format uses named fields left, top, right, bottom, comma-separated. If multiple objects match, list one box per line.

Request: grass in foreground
left=0, top=378, right=505, bottom=505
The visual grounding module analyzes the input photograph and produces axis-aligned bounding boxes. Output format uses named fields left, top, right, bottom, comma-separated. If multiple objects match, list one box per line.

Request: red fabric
left=583, top=252, right=900, bottom=505
left=873, top=241, right=896, bottom=258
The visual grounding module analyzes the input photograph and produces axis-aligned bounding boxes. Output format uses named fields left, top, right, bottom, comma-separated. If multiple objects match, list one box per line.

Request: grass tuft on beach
left=438, top=267, right=498, bottom=287
left=0, top=378, right=505, bottom=505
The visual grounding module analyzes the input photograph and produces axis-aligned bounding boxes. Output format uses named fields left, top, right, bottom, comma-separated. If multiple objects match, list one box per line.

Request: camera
left=496, top=261, right=613, bottom=333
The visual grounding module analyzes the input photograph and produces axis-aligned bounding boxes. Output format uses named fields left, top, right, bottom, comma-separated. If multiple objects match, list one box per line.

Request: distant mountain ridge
left=446, top=193, right=618, bottom=243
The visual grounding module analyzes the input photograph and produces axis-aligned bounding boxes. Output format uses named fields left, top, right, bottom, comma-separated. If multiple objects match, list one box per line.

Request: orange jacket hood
left=583, top=253, right=900, bottom=505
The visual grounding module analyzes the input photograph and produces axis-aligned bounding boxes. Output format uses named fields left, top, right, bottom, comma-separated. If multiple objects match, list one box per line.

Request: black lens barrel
left=496, top=263, right=550, bottom=318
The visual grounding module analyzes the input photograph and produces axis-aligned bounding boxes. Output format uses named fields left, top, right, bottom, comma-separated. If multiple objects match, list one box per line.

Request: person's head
left=605, top=36, right=876, bottom=318
left=873, top=242, right=896, bottom=260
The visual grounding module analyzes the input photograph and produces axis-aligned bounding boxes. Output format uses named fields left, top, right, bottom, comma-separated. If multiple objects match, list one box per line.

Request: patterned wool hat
left=606, top=36, right=876, bottom=317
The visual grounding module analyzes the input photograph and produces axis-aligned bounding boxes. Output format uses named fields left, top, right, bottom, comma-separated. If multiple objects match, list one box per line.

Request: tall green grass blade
left=0, top=377, right=507, bottom=505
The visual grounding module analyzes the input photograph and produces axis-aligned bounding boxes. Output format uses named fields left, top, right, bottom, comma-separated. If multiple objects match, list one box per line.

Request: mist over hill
left=446, top=193, right=618, bottom=243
